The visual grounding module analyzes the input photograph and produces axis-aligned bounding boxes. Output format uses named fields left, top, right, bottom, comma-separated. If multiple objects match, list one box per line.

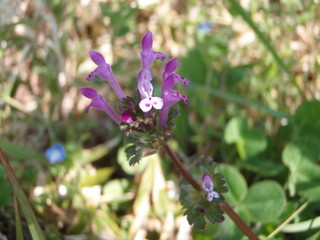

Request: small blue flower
left=45, top=144, right=66, bottom=164
left=197, top=22, right=213, bottom=33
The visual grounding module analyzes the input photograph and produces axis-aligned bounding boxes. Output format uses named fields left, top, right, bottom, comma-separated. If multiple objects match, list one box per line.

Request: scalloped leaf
left=179, top=157, right=228, bottom=230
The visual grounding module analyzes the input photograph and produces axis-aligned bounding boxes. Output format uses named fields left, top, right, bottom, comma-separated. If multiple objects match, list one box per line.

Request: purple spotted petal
left=138, top=80, right=153, bottom=99
left=139, top=98, right=153, bottom=112
left=151, top=97, right=163, bottom=110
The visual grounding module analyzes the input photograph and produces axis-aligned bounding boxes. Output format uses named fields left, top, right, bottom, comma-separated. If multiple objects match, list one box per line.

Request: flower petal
left=80, top=88, right=98, bottom=99
left=141, top=31, right=153, bottom=51
left=155, top=52, right=166, bottom=61
left=138, top=69, right=152, bottom=82
left=151, top=97, right=163, bottom=110
left=138, top=81, right=153, bottom=98
left=89, top=50, right=106, bottom=66
left=164, top=58, right=178, bottom=75
left=139, top=98, right=153, bottom=112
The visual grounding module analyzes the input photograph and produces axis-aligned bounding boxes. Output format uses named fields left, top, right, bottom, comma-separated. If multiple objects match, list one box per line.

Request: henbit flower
left=140, top=31, right=166, bottom=70
left=80, top=88, right=121, bottom=124
left=202, top=173, right=219, bottom=202
left=86, top=50, right=126, bottom=99
left=45, top=144, right=66, bottom=164
left=159, top=58, right=189, bottom=128
left=139, top=81, right=163, bottom=112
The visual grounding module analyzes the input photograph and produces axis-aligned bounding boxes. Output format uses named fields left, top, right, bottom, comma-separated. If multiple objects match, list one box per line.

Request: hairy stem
left=162, top=143, right=259, bottom=240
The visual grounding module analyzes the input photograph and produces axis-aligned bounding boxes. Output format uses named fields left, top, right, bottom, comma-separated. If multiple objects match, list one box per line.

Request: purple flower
left=159, top=58, right=189, bottom=128
left=137, top=31, right=166, bottom=112
left=80, top=88, right=121, bottom=124
left=140, top=31, right=166, bottom=70
left=202, top=173, right=219, bottom=202
left=138, top=81, right=163, bottom=112
left=86, top=50, right=126, bottom=99
left=45, top=144, right=66, bottom=164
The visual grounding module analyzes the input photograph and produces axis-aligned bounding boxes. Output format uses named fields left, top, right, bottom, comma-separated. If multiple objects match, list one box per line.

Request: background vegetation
left=1, top=0, right=320, bottom=239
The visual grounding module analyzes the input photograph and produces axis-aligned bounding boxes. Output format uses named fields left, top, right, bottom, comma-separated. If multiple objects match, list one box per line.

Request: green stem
left=162, top=144, right=259, bottom=240
left=266, top=201, right=309, bottom=239
left=0, top=149, right=46, bottom=240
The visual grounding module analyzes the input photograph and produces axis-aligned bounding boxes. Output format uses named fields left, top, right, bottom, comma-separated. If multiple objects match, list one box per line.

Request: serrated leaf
left=118, top=145, right=147, bottom=174
left=179, top=157, right=227, bottom=230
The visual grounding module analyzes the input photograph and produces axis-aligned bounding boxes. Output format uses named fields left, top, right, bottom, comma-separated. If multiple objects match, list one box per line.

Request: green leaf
left=224, top=118, right=247, bottom=144
left=180, top=157, right=227, bottom=230
left=76, top=138, right=120, bottom=165
left=0, top=178, right=12, bottom=207
left=0, top=139, right=45, bottom=161
left=216, top=164, right=247, bottom=205
left=14, top=195, right=23, bottom=240
left=224, top=117, right=267, bottom=159
left=103, top=179, right=130, bottom=202
left=242, top=181, right=286, bottom=223
left=237, top=128, right=267, bottom=159
left=306, top=230, right=320, bottom=240
left=293, top=100, right=320, bottom=126
left=295, top=162, right=320, bottom=201
left=0, top=149, right=46, bottom=240
left=118, top=145, right=147, bottom=174
left=79, top=167, right=115, bottom=187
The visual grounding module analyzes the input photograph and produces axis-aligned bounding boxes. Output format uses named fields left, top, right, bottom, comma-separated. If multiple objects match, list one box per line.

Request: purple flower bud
left=163, top=58, right=178, bottom=80
left=121, top=112, right=134, bottom=123
left=141, top=31, right=153, bottom=51
left=201, top=173, right=219, bottom=202
left=80, top=88, right=121, bottom=124
left=86, top=50, right=126, bottom=99
left=140, top=32, right=166, bottom=70
left=159, top=58, right=189, bottom=128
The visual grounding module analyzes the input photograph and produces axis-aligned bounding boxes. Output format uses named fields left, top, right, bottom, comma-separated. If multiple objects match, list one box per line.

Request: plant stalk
left=162, top=144, right=259, bottom=240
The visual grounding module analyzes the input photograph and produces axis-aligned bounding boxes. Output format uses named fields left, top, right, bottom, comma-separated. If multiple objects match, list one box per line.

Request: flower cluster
left=80, top=31, right=189, bottom=128
left=80, top=31, right=189, bottom=164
